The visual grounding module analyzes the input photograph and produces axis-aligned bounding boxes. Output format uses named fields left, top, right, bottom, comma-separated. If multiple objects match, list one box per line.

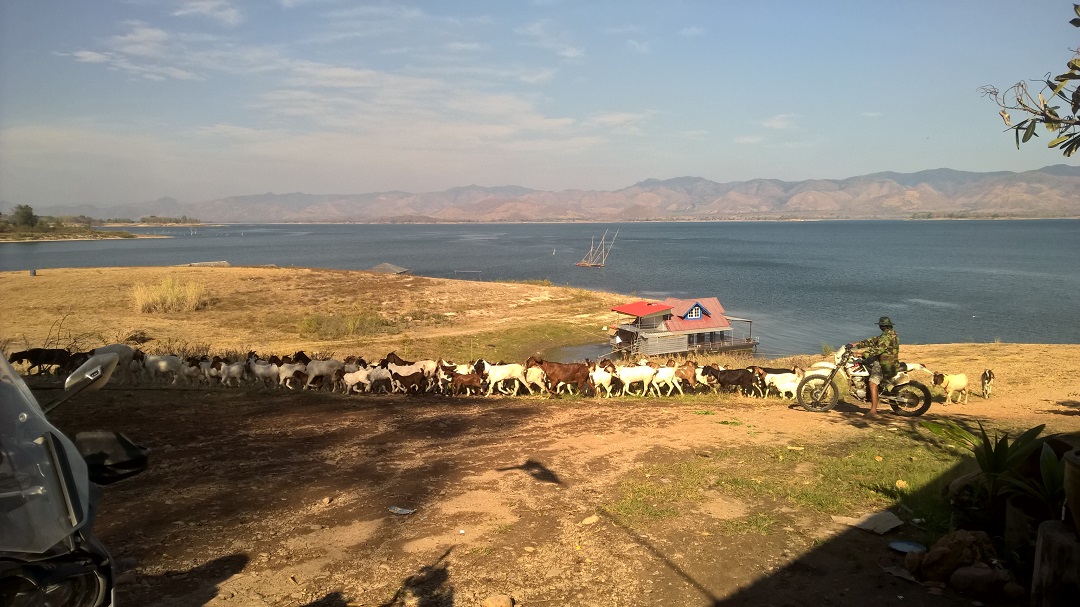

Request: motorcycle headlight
left=0, top=568, right=107, bottom=607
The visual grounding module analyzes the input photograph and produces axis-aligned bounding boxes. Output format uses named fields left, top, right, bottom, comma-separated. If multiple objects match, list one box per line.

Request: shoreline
left=0, top=234, right=170, bottom=243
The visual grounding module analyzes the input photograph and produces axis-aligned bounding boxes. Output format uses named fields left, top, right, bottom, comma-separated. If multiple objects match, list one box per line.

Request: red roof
left=611, top=301, right=673, bottom=317
left=661, top=297, right=732, bottom=332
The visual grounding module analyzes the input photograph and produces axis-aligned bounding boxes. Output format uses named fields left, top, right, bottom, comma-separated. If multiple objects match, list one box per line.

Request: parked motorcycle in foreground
left=1, top=353, right=148, bottom=606
left=795, top=344, right=933, bottom=416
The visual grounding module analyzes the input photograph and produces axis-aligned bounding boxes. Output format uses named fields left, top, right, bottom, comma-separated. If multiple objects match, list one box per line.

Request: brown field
left=3, top=267, right=1080, bottom=607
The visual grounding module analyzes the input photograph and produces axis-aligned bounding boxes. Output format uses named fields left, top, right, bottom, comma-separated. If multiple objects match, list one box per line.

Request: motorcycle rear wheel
left=886, top=382, right=932, bottom=417
left=796, top=376, right=839, bottom=412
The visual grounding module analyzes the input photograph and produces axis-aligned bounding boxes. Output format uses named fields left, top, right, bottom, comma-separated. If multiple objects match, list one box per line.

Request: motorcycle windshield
left=0, top=357, right=89, bottom=553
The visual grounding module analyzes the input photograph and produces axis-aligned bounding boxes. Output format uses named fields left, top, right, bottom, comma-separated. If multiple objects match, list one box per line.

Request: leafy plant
left=921, top=420, right=1046, bottom=504
left=1001, top=443, right=1067, bottom=521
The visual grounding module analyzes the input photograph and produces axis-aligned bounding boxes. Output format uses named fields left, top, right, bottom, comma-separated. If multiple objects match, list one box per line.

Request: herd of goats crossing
left=7, top=343, right=806, bottom=399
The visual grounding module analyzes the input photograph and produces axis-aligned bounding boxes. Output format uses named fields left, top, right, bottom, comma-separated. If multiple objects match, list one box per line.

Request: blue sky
left=1, top=0, right=1077, bottom=207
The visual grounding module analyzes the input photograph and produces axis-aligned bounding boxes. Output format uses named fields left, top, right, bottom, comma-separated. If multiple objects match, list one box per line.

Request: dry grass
left=132, top=276, right=210, bottom=313
left=0, top=266, right=627, bottom=359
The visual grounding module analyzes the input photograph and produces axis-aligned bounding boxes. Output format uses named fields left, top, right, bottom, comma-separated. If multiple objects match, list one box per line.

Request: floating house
left=368, top=263, right=411, bottom=275
left=610, top=297, right=757, bottom=357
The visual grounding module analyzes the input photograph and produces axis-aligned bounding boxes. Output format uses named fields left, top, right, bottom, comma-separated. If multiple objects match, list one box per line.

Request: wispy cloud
left=734, top=136, right=763, bottom=144
left=626, top=39, right=651, bottom=54
left=678, top=26, right=704, bottom=37
left=173, top=1, right=243, bottom=26
left=761, top=113, right=796, bottom=130
left=515, top=20, right=584, bottom=59
left=110, top=22, right=170, bottom=58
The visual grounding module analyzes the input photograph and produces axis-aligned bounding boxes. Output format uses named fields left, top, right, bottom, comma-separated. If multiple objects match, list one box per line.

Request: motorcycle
left=1, top=352, right=148, bottom=606
left=795, top=344, right=933, bottom=416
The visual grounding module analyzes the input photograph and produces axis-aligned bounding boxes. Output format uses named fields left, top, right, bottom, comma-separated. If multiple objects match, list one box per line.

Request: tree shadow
left=1043, top=399, right=1080, bottom=416
left=301, top=593, right=349, bottom=607
left=496, top=458, right=563, bottom=484
left=378, top=547, right=455, bottom=607
left=119, top=553, right=249, bottom=606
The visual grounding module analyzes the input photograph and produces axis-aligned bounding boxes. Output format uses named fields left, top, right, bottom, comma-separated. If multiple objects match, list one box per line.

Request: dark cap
left=878, top=316, right=894, bottom=328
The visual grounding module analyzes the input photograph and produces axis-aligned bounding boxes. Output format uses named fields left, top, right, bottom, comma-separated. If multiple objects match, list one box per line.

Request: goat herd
left=7, top=344, right=997, bottom=402
left=6, top=344, right=815, bottom=400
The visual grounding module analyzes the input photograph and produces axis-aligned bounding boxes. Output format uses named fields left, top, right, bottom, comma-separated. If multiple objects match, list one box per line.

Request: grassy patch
left=606, top=431, right=963, bottom=537
left=297, top=312, right=400, bottom=340
left=132, top=277, right=210, bottom=313
left=719, top=513, right=778, bottom=535
left=605, top=458, right=719, bottom=526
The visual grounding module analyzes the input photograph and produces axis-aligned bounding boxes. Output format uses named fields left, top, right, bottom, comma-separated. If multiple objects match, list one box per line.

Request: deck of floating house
left=610, top=297, right=758, bottom=358
left=368, top=263, right=411, bottom=275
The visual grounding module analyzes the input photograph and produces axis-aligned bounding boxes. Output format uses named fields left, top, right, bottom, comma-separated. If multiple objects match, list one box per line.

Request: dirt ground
left=36, top=352, right=1079, bottom=607
left=6, top=268, right=1080, bottom=606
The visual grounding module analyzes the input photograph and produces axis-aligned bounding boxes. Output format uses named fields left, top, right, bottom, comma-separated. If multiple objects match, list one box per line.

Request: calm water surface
left=3, top=220, right=1077, bottom=357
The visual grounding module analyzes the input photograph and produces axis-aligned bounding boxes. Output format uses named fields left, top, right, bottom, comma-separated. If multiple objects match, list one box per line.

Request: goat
left=599, top=360, right=654, bottom=396
left=645, top=359, right=683, bottom=396
left=392, top=370, right=429, bottom=395
left=523, top=356, right=592, bottom=396
left=304, top=358, right=345, bottom=390
left=524, top=366, right=549, bottom=395
left=449, top=372, right=485, bottom=396
left=750, top=366, right=804, bottom=399
left=981, top=369, right=995, bottom=399
left=477, top=359, right=532, bottom=396
left=587, top=361, right=616, bottom=398
left=142, top=354, right=184, bottom=385
left=672, top=360, right=703, bottom=392
left=88, top=344, right=138, bottom=384
left=933, top=372, right=969, bottom=405
left=711, top=368, right=764, bottom=397
left=8, top=348, right=72, bottom=376
left=247, top=357, right=279, bottom=389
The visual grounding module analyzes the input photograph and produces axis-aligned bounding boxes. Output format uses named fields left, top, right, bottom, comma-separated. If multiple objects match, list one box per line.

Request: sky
left=1, top=0, right=1078, bottom=208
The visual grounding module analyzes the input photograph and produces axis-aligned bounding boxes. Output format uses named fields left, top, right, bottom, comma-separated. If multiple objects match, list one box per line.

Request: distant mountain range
left=28, top=165, right=1080, bottom=223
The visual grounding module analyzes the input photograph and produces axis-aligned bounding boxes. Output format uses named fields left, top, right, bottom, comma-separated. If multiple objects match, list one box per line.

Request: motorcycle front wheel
left=886, top=382, right=932, bottom=417
left=796, top=376, right=839, bottom=412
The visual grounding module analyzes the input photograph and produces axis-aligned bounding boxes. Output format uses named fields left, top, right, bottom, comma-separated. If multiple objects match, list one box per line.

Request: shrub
left=297, top=312, right=398, bottom=339
left=133, top=277, right=210, bottom=313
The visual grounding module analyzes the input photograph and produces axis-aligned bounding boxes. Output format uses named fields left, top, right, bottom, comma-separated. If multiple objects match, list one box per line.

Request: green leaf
left=1049, top=134, right=1072, bottom=147
left=1072, top=17, right=1080, bottom=27
left=1022, top=119, right=1038, bottom=142
left=1074, top=3, right=1080, bottom=19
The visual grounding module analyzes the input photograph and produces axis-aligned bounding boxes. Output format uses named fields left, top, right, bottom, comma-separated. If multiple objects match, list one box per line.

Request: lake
left=2, top=220, right=1077, bottom=357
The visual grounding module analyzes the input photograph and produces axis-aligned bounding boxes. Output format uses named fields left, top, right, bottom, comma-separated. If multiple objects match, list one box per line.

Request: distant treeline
left=134, top=215, right=200, bottom=224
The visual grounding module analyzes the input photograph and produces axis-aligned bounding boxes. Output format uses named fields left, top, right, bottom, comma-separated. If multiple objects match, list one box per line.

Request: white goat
left=933, top=372, right=969, bottom=404
left=139, top=354, right=182, bottom=385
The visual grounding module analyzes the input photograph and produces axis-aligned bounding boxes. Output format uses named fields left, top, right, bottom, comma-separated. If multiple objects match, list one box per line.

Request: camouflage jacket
left=855, top=328, right=899, bottom=364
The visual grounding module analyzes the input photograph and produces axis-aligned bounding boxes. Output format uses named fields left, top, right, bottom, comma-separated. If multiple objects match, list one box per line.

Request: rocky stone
left=919, top=530, right=996, bottom=581
left=949, top=562, right=1008, bottom=596
left=481, top=594, right=514, bottom=607
left=1001, top=581, right=1026, bottom=602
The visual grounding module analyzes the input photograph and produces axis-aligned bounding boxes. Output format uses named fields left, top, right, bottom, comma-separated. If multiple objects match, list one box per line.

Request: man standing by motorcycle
left=849, top=316, right=899, bottom=417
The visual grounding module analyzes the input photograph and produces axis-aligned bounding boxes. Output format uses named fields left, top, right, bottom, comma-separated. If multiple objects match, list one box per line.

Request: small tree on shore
left=981, top=5, right=1080, bottom=156
left=10, top=205, right=39, bottom=228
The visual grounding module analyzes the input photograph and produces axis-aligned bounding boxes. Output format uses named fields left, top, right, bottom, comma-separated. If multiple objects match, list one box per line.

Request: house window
left=687, top=306, right=702, bottom=320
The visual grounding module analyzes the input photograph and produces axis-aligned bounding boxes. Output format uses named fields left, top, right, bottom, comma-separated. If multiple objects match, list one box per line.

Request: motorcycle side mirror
left=75, top=431, right=150, bottom=485
left=42, top=352, right=119, bottom=414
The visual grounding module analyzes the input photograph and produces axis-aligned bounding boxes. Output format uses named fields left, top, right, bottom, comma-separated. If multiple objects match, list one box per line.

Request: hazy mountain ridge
left=33, top=165, right=1080, bottom=223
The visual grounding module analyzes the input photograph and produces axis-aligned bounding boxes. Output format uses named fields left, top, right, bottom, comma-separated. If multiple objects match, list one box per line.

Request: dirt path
left=42, top=366, right=1078, bottom=607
